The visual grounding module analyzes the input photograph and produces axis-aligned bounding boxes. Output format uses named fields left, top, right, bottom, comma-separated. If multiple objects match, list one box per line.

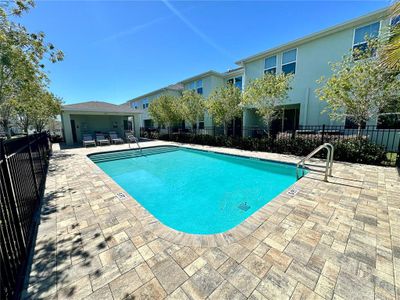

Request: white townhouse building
left=128, top=7, right=397, bottom=134
left=60, top=7, right=399, bottom=146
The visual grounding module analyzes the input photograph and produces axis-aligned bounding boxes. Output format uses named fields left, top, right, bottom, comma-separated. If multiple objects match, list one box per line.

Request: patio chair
left=95, top=133, right=110, bottom=146
left=82, top=134, right=96, bottom=147
left=109, top=131, right=124, bottom=144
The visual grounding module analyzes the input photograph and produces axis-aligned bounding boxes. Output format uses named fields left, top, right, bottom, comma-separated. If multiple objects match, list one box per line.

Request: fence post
left=34, top=134, right=46, bottom=182
left=27, top=136, right=40, bottom=202
left=321, top=124, right=325, bottom=144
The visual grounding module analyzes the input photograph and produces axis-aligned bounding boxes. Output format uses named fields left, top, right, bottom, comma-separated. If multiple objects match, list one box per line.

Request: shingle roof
left=62, top=101, right=142, bottom=114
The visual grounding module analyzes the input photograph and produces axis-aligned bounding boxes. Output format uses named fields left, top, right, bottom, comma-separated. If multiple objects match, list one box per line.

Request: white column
left=243, top=109, right=249, bottom=137
left=61, top=113, right=74, bottom=145
left=133, top=114, right=141, bottom=138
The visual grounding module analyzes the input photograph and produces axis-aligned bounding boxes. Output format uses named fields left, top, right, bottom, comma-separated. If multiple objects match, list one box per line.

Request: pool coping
left=85, top=144, right=316, bottom=247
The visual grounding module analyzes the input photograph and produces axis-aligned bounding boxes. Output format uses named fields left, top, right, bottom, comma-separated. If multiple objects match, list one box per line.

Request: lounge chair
left=109, top=131, right=124, bottom=144
left=82, top=134, right=96, bottom=147
left=96, top=133, right=110, bottom=146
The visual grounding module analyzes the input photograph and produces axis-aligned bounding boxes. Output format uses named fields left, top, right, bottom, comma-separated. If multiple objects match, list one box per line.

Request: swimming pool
left=89, top=146, right=300, bottom=234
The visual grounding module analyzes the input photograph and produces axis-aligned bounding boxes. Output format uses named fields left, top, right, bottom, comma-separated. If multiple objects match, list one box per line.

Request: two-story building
left=238, top=7, right=394, bottom=133
left=127, top=7, right=396, bottom=135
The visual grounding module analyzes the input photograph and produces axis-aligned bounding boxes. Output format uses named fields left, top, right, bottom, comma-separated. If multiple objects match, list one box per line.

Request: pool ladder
left=296, top=143, right=334, bottom=182
left=127, top=135, right=142, bottom=154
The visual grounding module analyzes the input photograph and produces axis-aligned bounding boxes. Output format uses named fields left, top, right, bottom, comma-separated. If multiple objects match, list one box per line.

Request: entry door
left=283, top=108, right=300, bottom=131
left=70, top=120, right=77, bottom=143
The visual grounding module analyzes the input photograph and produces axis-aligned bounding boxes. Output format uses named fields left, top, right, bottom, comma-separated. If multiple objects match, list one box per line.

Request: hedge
left=142, top=131, right=388, bottom=165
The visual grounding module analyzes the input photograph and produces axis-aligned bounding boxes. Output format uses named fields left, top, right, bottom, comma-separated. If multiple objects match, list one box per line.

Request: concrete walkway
left=23, top=141, right=400, bottom=299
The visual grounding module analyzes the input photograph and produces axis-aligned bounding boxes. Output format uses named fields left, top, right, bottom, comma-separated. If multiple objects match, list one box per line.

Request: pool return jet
left=296, top=143, right=334, bottom=182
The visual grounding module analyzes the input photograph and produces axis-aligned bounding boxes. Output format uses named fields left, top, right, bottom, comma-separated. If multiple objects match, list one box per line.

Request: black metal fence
left=0, top=133, right=51, bottom=300
left=141, top=124, right=400, bottom=166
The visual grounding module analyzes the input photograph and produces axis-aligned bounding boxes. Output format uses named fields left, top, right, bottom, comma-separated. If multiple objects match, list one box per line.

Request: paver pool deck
left=23, top=141, right=400, bottom=299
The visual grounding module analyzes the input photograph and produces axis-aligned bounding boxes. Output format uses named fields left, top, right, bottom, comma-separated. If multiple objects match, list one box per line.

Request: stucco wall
left=243, top=18, right=389, bottom=127
left=61, top=113, right=135, bottom=145
left=130, top=89, right=182, bottom=127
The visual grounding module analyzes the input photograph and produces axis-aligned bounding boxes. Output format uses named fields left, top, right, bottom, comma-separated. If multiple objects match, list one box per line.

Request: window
left=142, top=98, right=149, bottom=109
left=391, top=15, right=400, bottom=27
left=282, top=49, right=297, bottom=74
left=227, top=76, right=243, bottom=90
left=198, top=115, right=205, bottom=129
left=131, top=101, right=139, bottom=110
left=189, top=80, right=203, bottom=94
left=377, top=113, right=400, bottom=129
left=344, top=116, right=366, bottom=129
left=353, top=22, right=380, bottom=58
left=264, top=56, right=277, bottom=74
left=196, top=80, right=203, bottom=94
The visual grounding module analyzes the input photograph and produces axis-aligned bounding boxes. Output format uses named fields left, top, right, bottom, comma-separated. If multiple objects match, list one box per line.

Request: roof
left=222, top=67, right=244, bottom=77
left=179, top=70, right=223, bottom=84
left=62, top=101, right=142, bottom=114
left=179, top=67, right=244, bottom=83
left=130, top=83, right=184, bottom=102
left=236, top=7, right=390, bottom=64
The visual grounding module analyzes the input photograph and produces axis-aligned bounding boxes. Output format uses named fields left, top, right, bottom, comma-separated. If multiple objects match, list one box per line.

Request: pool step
left=90, top=147, right=178, bottom=163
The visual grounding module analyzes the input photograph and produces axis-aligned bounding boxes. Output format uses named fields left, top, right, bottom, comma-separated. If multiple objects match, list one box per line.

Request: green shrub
left=148, top=132, right=388, bottom=165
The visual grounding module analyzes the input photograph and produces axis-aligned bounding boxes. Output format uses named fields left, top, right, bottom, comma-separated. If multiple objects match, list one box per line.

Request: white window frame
left=264, top=55, right=277, bottom=74
left=131, top=101, right=139, bottom=110
left=281, top=48, right=297, bottom=74
left=227, top=76, right=243, bottom=90
left=390, top=15, right=400, bottom=27
left=142, top=98, right=149, bottom=109
left=188, top=80, right=203, bottom=94
left=352, top=21, right=381, bottom=51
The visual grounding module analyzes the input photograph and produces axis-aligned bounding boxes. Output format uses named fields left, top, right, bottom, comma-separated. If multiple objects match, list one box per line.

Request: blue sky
left=20, top=0, right=390, bottom=105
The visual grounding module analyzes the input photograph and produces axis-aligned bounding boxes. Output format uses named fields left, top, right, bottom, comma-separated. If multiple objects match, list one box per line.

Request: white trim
left=390, top=15, right=400, bottom=26
left=236, top=8, right=389, bottom=65
left=281, top=48, right=298, bottom=74
left=352, top=20, right=381, bottom=48
left=226, top=76, right=243, bottom=90
left=263, top=55, right=277, bottom=74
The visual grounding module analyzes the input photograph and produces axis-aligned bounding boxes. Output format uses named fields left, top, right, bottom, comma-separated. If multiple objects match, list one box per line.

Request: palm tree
left=381, top=1, right=400, bottom=72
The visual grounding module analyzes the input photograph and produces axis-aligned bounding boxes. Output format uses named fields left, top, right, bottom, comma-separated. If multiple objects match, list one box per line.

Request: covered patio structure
left=61, top=101, right=143, bottom=146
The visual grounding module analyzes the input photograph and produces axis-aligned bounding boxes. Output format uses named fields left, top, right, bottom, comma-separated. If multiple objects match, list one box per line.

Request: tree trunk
left=357, top=123, right=362, bottom=137
left=35, top=121, right=45, bottom=133
left=224, top=122, right=228, bottom=136
left=2, top=121, right=10, bottom=139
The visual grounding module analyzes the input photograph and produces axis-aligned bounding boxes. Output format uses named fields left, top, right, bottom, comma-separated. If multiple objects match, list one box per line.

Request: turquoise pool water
left=90, top=146, right=298, bottom=234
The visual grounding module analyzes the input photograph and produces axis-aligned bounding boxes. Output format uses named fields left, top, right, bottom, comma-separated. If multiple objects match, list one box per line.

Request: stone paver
left=23, top=141, right=400, bottom=299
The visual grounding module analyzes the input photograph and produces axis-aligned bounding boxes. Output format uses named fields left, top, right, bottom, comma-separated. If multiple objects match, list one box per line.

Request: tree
left=31, top=91, right=62, bottom=132
left=242, top=73, right=292, bottom=130
left=179, top=90, right=205, bottom=131
left=206, top=84, right=242, bottom=136
left=0, top=0, right=63, bottom=137
left=381, top=1, right=400, bottom=72
left=148, top=94, right=181, bottom=130
left=316, top=44, right=400, bottom=132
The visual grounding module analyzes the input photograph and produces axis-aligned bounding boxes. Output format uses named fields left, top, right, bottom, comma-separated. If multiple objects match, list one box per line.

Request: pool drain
left=238, top=202, right=250, bottom=211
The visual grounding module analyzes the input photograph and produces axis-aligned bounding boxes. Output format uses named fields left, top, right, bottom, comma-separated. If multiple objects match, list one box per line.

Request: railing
left=0, top=133, right=51, bottom=300
left=296, top=143, right=334, bottom=181
left=140, top=124, right=400, bottom=167
left=127, top=134, right=142, bottom=153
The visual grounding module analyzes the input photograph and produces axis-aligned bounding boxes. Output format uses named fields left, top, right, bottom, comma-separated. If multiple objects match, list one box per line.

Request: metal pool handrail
left=127, top=135, right=142, bottom=153
left=296, top=143, right=334, bottom=182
